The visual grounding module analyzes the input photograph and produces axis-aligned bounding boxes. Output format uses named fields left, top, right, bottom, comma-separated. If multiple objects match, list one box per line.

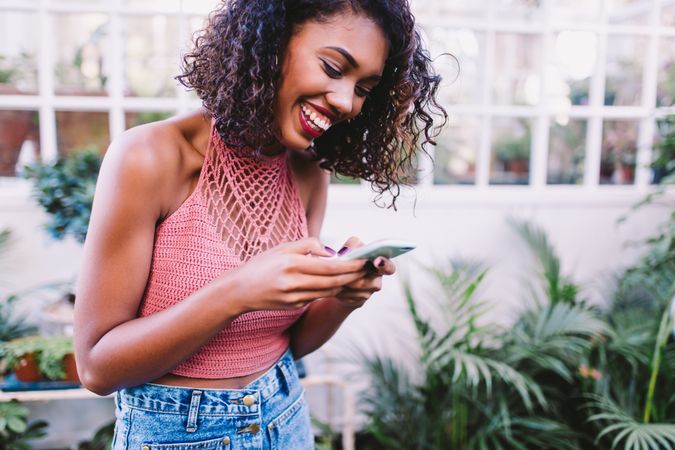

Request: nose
left=325, top=87, right=354, bottom=118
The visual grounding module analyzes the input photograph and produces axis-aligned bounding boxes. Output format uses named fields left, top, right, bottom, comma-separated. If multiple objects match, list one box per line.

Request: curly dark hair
left=177, top=0, right=447, bottom=208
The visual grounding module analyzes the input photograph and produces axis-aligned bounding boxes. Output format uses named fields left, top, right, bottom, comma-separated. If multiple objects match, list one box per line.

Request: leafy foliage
left=77, top=420, right=115, bottom=450
left=23, top=148, right=101, bottom=243
left=358, top=217, right=674, bottom=449
left=1, top=335, right=74, bottom=380
left=0, top=400, right=48, bottom=450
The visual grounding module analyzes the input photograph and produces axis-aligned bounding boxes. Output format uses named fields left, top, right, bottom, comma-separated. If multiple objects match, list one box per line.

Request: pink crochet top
left=138, top=126, right=308, bottom=378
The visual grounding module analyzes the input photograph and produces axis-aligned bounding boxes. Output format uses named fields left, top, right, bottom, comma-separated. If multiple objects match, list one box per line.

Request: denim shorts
left=112, top=349, right=314, bottom=449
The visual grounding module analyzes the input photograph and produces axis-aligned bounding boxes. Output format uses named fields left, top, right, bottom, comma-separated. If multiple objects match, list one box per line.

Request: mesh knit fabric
left=138, top=126, right=308, bottom=378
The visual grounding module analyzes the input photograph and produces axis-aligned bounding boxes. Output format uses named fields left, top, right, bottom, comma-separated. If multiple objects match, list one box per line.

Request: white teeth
left=301, top=102, right=331, bottom=132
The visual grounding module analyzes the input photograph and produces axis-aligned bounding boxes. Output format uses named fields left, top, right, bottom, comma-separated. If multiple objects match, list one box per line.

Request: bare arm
left=289, top=168, right=394, bottom=359
left=75, top=129, right=366, bottom=395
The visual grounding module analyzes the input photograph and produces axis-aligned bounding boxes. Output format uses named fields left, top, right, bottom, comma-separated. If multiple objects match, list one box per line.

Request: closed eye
left=355, top=86, right=371, bottom=98
left=321, top=60, right=342, bottom=79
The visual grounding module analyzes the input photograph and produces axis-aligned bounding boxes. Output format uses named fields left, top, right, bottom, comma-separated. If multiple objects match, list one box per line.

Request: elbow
left=76, top=358, right=117, bottom=396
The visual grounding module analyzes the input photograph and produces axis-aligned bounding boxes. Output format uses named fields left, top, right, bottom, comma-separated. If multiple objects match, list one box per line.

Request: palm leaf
left=586, top=394, right=675, bottom=450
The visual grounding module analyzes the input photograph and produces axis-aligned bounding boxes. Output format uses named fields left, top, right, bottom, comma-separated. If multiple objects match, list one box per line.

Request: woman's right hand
left=225, top=237, right=367, bottom=314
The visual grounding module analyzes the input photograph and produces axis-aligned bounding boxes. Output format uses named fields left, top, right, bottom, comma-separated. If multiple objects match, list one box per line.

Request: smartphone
left=337, top=239, right=416, bottom=261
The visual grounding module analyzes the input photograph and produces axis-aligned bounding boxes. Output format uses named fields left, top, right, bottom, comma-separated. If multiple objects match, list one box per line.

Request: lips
left=298, top=101, right=333, bottom=139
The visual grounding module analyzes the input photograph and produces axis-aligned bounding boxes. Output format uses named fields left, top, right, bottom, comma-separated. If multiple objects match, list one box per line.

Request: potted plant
left=0, top=335, right=79, bottom=383
left=0, top=400, right=48, bottom=450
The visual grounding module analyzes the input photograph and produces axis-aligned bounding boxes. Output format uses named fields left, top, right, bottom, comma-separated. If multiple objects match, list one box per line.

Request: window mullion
left=532, top=2, right=552, bottom=189
left=38, top=0, right=57, bottom=162
left=476, top=4, right=495, bottom=188
left=108, top=0, right=125, bottom=140
left=583, top=0, right=609, bottom=189
left=634, top=0, right=662, bottom=188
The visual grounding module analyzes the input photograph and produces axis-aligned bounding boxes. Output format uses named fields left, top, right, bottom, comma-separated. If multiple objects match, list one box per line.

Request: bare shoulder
left=103, top=121, right=183, bottom=185
left=99, top=113, right=208, bottom=219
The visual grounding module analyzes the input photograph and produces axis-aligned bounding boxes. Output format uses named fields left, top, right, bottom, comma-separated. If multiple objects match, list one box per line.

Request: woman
left=74, top=0, right=446, bottom=448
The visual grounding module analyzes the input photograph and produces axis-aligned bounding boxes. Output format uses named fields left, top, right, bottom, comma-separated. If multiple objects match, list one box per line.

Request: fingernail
left=324, top=246, right=336, bottom=256
left=338, top=246, right=350, bottom=256
left=375, top=258, right=385, bottom=268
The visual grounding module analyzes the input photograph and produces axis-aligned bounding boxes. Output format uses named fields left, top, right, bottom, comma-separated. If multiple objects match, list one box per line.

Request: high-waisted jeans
left=112, top=349, right=314, bottom=449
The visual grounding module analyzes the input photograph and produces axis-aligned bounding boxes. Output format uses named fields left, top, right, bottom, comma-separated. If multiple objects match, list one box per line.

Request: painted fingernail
left=324, top=246, right=336, bottom=256
left=338, top=246, right=350, bottom=256
left=376, top=258, right=385, bottom=268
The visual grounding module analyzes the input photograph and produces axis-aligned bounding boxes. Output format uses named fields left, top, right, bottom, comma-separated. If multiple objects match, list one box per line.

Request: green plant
left=0, top=53, right=34, bottom=85
left=359, top=217, right=674, bottom=449
left=0, top=230, right=38, bottom=344
left=0, top=400, right=48, bottom=450
left=0, top=295, right=37, bottom=344
left=23, top=148, right=102, bottom=243
left=1, top=335, right=74, bottom=380
left=77, top=420, right=114, bottom=450
left=651, top=115, right=675, bottom=183
left=358, top=258, right=598, bottom=449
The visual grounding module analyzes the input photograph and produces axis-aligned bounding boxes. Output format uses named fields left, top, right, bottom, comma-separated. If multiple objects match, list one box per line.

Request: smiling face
left=272, top=12, right=389, bottom=152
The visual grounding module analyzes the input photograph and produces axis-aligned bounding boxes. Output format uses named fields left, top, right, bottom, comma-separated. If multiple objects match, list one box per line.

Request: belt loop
left=186, top=390, right=203, bottom=433
left=278, top=360, right=293, bottom=395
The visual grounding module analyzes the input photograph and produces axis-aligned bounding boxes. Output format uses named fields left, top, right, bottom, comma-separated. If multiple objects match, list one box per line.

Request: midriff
left=151, top=365, right=271, bottom=389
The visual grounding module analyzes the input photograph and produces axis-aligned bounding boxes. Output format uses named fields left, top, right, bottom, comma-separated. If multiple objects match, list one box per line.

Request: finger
left=337, top=236, right=364, bottom=257
left=372, top=257, right=396, bottom=276
left=287, top=288, right=344, bottom=303
left=280, top=271, right=366, bottom=292
left=282, top=237, right=333, bottom=257
left=291, top=254, right=367, bottom=276
left=345, top=277, right=382, bottom=293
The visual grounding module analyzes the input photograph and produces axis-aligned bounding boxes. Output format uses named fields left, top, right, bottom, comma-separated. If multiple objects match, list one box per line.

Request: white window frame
left=0, top=0, right=673, bottom=206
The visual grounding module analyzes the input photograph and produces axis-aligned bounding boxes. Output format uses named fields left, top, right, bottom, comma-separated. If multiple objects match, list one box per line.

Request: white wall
left=0, top=181, right=671, bottom=446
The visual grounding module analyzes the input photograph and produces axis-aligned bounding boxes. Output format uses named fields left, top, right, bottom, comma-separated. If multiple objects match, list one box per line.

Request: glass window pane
left=122, top=0, right=180, bottom=11
left=124, top=16, right=179, bottom=98
left=493, top=33, right=542, bottom=106
left=425, top=27, right=484, bottom=105
left=600, top=119, right=638, bottom=184
left=548, top=31, right=597, bottom=106
left=56, top=111, right=109, bottom=156
left=657, top=38, right=674, bottom=108
left=125, top=111, right=173, bottom=129
left=413, top=0, right=488, bottom=19
left=434, top=115, right=480, bottom=185
left=607, top=0, right=652, bottom=25
left=180, top=16, right=210, bottom=100
left=495, top=0, right=544, bottom=21
left=54, top=13, right=111, bottom=96
left=652, top=117, right=674, bottom=184
left=0, top=110, right=40, bottom=177
left=550, top=0, right=602, bottom=22
left=663, top=2, right=675, bottom=26
left=181, top=0, right=219, bottom=15
left=0, top=12, right=38, bottom=94
left=605, top=36, right=646, bottom=106
left=548, top=118, right=586, bottom=185
left=490, top=117, right=532, bottom=185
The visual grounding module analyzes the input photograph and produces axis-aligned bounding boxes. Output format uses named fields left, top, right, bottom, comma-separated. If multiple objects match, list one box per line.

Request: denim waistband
left=117, top=348, right=295, bottom=417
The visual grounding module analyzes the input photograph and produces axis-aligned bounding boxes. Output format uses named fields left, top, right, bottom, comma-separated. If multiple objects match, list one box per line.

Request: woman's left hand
left=333, top=237, right=396, bottom=309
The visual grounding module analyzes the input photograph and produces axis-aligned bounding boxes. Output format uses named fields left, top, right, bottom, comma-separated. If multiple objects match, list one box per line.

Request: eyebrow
left=322, top=46, right=382, bottom=82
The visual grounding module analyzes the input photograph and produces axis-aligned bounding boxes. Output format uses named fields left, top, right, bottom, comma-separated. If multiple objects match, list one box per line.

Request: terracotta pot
left=13, top=353, right=41, bottom=382
left=63, top=353, right=80, bottom=383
